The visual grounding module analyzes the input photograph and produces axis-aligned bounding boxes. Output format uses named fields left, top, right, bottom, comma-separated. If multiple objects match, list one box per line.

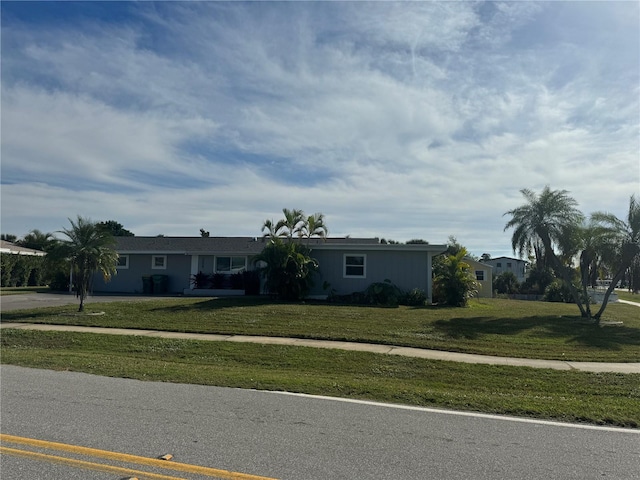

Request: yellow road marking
left=0, top=446, right=184, bottom=479
left=0, top=434, right=278, bottom=479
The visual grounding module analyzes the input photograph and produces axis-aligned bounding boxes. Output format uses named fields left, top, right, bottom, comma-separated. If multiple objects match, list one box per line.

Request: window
left=496, top=262, right=502, bottom=268
left=475, top=270, right=485, bottom=281
left=215, top=256, right=247, bottom=273
left=116, top=255, right=129, bottom=269
left=507, top=262, right=512, bottom=268
left=344, top=254, right=366, bottom=278
left=152, top=255, right=167, bottom=270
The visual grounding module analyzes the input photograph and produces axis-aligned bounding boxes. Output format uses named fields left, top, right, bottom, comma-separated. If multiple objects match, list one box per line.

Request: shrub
left=243, top=270, right=261, bottom=295
left=190, top=271, right=211, bottom=289
left=364, top=279, right=404, bottom=306
left=543, top=279, right=574, bottom=303
left=230, top=272, right=245, bottom=290
left=493, top=271, right=520, bottom=294
left=402, top=288, right=427, bottom=306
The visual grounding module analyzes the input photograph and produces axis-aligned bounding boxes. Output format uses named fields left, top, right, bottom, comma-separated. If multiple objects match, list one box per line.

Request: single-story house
left=481, top=256, right=528, bottom=283
left=465, top=258, right=493, bottom=298
left=92, top=237, right=447, bottom=301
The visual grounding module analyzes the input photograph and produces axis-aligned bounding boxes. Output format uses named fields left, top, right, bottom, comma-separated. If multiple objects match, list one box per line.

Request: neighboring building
left=481, top=256, right=528, bottom=283
left=465, top=258, right=493, bottom=298
left=0, top=240, right=46, bottom=256
left=92, top=237, right=447, bottom=301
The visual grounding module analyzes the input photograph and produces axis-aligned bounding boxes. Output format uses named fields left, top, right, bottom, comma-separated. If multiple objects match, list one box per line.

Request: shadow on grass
left=148, top=296, right=283, bottom=313
left=433, top=315, right=640, bottom=350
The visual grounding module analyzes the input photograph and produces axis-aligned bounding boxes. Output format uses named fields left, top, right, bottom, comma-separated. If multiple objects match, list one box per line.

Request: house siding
left=94, top=254, right=191, bottom=293
left=483, top=257, right=527, bottom=283
left=310, top=249, right=432, bottom=298
left=465, top=258, right=493, bottom=298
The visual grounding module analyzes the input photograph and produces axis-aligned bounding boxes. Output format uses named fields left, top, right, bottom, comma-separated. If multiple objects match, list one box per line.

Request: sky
left=1, top=1, right=638, bottom=258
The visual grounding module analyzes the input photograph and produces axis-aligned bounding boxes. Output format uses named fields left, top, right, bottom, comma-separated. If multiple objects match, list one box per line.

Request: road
left=1, top=366, right=638, bottom=479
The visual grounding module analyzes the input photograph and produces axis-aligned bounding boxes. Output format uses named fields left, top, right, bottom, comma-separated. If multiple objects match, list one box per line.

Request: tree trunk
left=593, top=244, right=638, bottom=322
left=541, top=235, right=588, bottom=318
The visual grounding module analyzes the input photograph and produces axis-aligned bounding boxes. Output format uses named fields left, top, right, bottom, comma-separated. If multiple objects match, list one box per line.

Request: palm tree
left=434, top=248, right=478, bottom=306
left=275, top=208, right=305, bottom=239
left=261, top=219, right=280, bottom=239
left=17, top=229, right=56, bottom=251
left=55, top=216, right=119, bottom=312
left=504, top=186, right=586, bottom=316
left=589, top=195, right=640, bottom=321
left=301, top=212, right=328, bottom=240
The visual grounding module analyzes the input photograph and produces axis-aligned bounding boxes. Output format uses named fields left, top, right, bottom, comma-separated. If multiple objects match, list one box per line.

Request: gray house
left=93, top=236, right=446, bottom=301
left=482, top=256, right=528, bottom=283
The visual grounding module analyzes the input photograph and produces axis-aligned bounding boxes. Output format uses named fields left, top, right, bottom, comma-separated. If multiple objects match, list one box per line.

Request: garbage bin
left=142, top=275, right=153, bottom=294
left=152, top=274, right=168, bottom=294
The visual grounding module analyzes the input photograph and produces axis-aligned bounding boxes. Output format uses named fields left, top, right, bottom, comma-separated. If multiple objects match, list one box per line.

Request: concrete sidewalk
left=2, top=322, right=638, bottom=374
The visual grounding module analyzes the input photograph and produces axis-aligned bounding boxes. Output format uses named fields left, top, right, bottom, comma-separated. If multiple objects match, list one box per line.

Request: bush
left=243, top=270, right=261, bottom=295
left=364, top=279, right=404, bottom=306
left=543, top=279, right=574, bottom=303
left=401, top=288, right=427, bottom=306
left=0, top=254, right=47, bottom=287
left=190, top=271, right=211, bottom=289
left=231, top=272, right=245, bottom=290
left=493, top=271, right=520, bottom=295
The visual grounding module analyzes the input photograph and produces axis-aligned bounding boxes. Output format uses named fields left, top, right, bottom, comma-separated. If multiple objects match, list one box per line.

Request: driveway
left=0, top=292, right=182, bottom=313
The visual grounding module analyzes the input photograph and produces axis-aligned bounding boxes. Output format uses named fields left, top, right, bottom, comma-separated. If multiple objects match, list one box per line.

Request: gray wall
left=93, top=254, right=192, bottom=293
left=310, top=249, right=431, bottom=297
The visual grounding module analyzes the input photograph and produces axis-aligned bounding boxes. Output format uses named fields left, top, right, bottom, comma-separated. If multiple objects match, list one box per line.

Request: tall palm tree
left=55, top=216, right=119, bottom=312
left=504, top=186, right=586, bottom=316
left=276, top=208, right=305, bottom=239
left=261, top=219, right=280, bottom=240
left=301, top=212, right=328, bottom=240
left=589, top=195, right=640, bottom=320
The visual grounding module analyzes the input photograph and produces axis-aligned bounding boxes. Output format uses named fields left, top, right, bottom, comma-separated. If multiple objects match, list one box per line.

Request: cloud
left=1, top=1, right=638, bottom=258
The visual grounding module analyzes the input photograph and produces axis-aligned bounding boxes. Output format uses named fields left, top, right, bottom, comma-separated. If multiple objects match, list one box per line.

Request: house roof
left=0, top=240, right=46, bottom=256
left=114, top=237, right=265, bottom=254
left=114, top=236, right=446, bottom=254
left=484, top=256, right=528, bottom=263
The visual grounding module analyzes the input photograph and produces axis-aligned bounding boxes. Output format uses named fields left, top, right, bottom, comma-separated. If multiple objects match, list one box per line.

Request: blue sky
left=1, top=1, right=638, bottom=257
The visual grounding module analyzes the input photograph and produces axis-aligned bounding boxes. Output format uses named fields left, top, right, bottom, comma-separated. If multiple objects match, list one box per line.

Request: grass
left=2, top=297, right=639, bottom=362
left=2, top=329, right=638, bottom=428
left=617, top=290, right=640, bottom=303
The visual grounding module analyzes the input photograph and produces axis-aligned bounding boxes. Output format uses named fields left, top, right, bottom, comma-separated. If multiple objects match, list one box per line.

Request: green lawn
left=2, top=329, right=638, bottom=428
left=617, top=290, right=640, bottom=303
left=2, top=297, right=639, bottom=362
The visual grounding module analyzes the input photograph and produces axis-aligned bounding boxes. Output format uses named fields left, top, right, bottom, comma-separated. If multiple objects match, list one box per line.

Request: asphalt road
left=0, top=292, right=178, bottom=312
left=1, top=366, right=638, bottom=480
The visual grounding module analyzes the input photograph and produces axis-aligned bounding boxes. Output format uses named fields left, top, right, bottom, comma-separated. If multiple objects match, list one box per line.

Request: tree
left=1, top=234, right=18, bottom=242
left=480, top=253, right=491, bottom=262
left=406, top=239, right=429, bottom=244
left=494, top=271, right=519, bottom=294
left=587, top=195, right=640, bottom=321
left=97, top=220, right=134, bottom=237
left=53, top=216, right=119, bottom=312
left=16, top=229, right=55, bottom=251
left=504, top=186, right=587, bottom=316
left=200, top=228, right=210, bottom=237
left=252, top=237, right=318, bottom=300
left=433, top=248, right=478, bottom=306
left=275, top=208, right=305, bottom=239
left=301, top=213, right=328, bottom=240
left=261, top=219, right=279, bottom=239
